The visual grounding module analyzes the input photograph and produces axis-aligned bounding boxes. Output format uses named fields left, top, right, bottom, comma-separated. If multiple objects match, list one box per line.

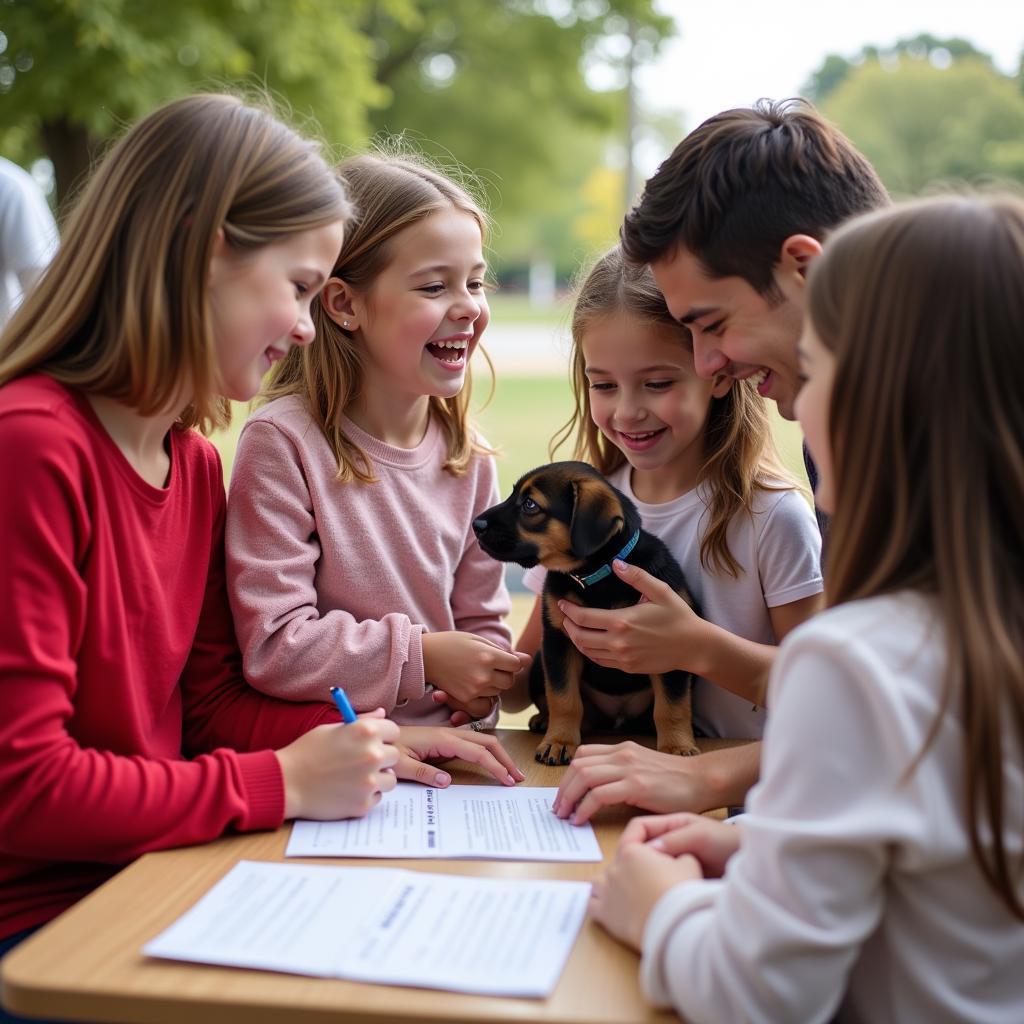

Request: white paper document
left=286, top=784, right=602, bottom=862
left=145, top=860, right=590, bottom=997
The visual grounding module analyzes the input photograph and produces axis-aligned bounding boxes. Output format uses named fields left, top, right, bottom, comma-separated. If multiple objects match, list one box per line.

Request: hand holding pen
left=273, top=689, right=399, bottom=821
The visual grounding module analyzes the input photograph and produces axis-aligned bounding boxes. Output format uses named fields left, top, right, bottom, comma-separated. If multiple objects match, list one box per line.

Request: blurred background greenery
left=4, top=5, right=1023, bottom=284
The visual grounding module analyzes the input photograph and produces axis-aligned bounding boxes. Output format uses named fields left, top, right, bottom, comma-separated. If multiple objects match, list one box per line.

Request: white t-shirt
left=641, top=591, right=1024, bottom=1024
left=524, top=464, right=823, bottom=738
left=0, top=157, right=59, bottom=328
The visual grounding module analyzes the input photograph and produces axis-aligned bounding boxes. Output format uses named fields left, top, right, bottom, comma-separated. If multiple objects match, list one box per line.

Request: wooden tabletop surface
left=2, top=729, right=744, bottom=1024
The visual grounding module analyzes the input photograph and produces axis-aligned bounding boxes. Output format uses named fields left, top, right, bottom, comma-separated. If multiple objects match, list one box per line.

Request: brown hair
left=807, top=195, right=1024, bottom=919
left=0, top=93, right=350, bottom=433
left=621, top=98, right=889, bottom=300
left=553, top=247, right=793, bottom=576
left=263, top=151, right=492, bottom=483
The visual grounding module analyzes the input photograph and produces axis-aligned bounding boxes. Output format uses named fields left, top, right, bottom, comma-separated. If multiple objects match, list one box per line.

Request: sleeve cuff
left=397, top=624, right=428, bottom=706
left=764, top=577, right=824, bottom=608
left=640, top=879, right=724, bottom=1007
left=235, top=749, right=286, bottom=831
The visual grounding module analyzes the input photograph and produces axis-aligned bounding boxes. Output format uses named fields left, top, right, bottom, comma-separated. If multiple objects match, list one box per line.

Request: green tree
left=804, top=34, right=995, bottom=103
left=0, top=0, right=672, bottom=278
left=821, top=56, right=1024, bottom=195
left=0, top=0, right=390, bottom=207
left=360, top=0, right=672, bottom=277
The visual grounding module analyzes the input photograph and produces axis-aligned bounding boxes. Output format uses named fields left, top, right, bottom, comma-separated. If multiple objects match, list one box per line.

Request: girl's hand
left=619, top=812, right=742, bottom=878
left=276, top=710, right=400, bottom=820
left=558, top=561, right=707, bottom=675
left=590, top=842, right=703, bottom=952
left=422, top=632, right=531, bottom=705
left=553, top=742, right=715, bottom=825
left=430, top=690, right=496, bottom=723
left=394, top=727, right=527, bottom=787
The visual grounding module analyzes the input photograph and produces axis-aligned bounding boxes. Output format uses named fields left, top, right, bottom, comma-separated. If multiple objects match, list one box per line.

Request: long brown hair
left=553, top=247, right=792, bottom=576
left=0, top=94, right=349, bottom=433
left=807, top=195, right=1024, bottom=919
left=263, top=151, right=492, bottom=482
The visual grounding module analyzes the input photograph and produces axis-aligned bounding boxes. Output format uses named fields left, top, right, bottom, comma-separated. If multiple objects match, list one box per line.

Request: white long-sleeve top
left=641, top=591, right=1024, bottom=1024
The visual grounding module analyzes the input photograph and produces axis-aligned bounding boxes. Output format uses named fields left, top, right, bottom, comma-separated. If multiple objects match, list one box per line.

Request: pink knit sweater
left=225, top=396, right=511, bottom=726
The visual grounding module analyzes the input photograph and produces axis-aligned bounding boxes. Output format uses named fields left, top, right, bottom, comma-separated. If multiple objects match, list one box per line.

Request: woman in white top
left=589, top=196, right=1024, bottom=1023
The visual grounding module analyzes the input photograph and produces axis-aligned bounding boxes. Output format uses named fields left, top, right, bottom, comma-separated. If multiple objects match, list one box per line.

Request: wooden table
left=2, top=730, right=743, bottom=1024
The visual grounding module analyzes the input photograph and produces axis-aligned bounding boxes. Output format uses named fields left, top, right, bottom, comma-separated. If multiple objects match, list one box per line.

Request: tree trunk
left=40, top=118, right=96, bottom=217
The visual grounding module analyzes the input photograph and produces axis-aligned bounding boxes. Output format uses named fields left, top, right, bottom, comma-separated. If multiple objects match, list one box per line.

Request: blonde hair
left=807, top=195, right=1024, bottom=919
left=263, top=152, right=492, bottom=482
left=0, top=93, right=350, bottom=433
left=553, top=247, right=792, bottom=576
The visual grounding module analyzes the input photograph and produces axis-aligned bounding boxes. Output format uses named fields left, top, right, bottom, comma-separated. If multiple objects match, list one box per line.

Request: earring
left=342, top=320, right=350, bottom=328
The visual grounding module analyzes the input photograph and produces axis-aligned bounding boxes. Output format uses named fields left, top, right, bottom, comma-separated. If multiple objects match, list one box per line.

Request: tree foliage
left=360, top=0, right=672, bottom=274
left=0, top=0, right=671, bottom=275
left=820, top=55, right=1024, bottom=195
left=803, top=34, right=997, bottom=103
left=0, top=0, right=391, bottom=205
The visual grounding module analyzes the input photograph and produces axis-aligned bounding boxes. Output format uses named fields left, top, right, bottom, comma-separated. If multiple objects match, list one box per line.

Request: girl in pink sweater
left=226, top=154, right=530, bottom=728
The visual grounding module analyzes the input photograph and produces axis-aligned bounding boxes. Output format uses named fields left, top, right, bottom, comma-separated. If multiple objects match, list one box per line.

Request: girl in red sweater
left=0, top=95, right=522, bottom=985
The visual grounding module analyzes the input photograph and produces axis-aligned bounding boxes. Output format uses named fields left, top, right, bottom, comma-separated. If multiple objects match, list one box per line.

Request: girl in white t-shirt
left=588, top=195, right=1024, bottom=1024
left=514, top=247, right=823, bottom=821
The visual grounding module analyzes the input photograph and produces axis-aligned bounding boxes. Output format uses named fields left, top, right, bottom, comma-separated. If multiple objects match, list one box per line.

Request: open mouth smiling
left=426, top=338, right=469, bottom=368
left=617, top=427, right=666, bottom=450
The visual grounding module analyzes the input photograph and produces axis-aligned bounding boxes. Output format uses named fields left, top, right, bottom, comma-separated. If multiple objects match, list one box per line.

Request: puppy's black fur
left=473, top=461, right=700, bottom=765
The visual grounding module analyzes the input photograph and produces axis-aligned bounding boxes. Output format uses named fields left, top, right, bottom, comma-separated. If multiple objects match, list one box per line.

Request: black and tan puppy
left=473, top=461, right=700, bottom=765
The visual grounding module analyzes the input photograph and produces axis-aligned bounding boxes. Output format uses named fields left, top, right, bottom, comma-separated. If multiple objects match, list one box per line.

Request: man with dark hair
left=622, top=98, right=888, bottom=420
left=554, top=101, right=887, bottom=824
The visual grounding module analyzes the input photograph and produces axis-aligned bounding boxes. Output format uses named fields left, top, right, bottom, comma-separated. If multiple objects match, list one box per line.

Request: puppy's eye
left=522, top=497, right=540, bottom=515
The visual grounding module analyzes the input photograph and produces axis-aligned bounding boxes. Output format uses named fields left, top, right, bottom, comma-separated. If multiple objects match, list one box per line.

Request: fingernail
left=557, top=601, right=566, bottom=612
left=570, top=813, right=579, bottom=826
left=435, top=772, right=450, bottom=786
left=552, top=798, right=560, bottom=814
left=650, top=838, right=664, bottom=849
left=506, top=773, right=516, bottom=785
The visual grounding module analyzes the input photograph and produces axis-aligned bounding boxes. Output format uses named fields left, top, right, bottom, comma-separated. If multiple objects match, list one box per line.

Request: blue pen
left=329, top=686, right=358, bottom=724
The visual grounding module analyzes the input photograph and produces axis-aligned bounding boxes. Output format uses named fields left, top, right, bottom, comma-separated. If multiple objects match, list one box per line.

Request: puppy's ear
left=569, top=477, right=623, bottom=557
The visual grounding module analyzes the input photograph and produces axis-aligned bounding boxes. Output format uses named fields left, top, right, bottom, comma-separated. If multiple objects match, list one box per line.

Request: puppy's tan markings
left=653, top=675, right=699, bottom=756
left=542, top=590, right=581, bottom=632
left=536, top=647, right=585, bottom=765
left=531, top=521, right=578, bottom=573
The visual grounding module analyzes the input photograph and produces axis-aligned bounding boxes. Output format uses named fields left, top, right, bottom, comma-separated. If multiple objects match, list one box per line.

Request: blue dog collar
left=569, top=528, right=641, bottom=589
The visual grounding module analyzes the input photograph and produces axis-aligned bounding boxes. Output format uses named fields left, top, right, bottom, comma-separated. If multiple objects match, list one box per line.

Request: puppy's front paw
left=658, top=740, right=700, bottom=757
left=535, top=733, right=578, bottom=766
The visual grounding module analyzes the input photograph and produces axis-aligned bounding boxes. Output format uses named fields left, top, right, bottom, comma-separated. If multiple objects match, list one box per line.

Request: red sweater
left=0, top=375, right=336, bottom=939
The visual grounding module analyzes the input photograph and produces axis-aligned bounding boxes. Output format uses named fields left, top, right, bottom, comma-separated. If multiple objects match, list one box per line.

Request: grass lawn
left=486, top=291, right=574, bottom=325
left=472, top=373, right=575, bottom=494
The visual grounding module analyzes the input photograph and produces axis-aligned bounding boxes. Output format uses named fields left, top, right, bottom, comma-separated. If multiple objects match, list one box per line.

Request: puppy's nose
left=472, top=517, right=489, bottom=536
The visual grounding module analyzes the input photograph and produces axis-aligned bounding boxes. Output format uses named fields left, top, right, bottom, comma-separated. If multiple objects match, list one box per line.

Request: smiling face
left=651, top=245, right=807, bottom=420
left=581, top=311, right=727, bottom=501
left=351, top=208, right=488, bottom=405
left=208, top=221, right=344, bottom=401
